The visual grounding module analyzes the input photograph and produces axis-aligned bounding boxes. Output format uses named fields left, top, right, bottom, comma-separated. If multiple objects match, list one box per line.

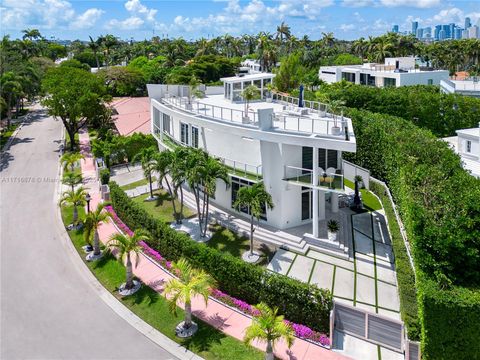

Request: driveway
left=1, top=106, right=176, bottom=359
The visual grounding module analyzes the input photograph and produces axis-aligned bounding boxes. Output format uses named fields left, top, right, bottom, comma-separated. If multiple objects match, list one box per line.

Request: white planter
left=328, top=231, right=338, bottom=242
left=331, top=126, right=341, bottom=135
left=266, top=97, right=273, bottom=103
left=186, top=103, right=193, bottom=110
left=242, top=116, right=251, bottom=124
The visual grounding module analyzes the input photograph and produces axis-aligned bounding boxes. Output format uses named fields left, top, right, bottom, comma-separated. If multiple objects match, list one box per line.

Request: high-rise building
left=468, top=26, right=479, bottom=39
left=439, top=29, right=446, bottom=40
left=412, top=21, right=419, bottom=35
left=465, top=17, right=471, bottom=29
left=455, top=28, right=463, bottom=39
left=392, top=25, right=399, bottom=33
left=434, top=25, right=442, bottom=40
left=463, top=29, right=469, bottom=39
left=424, top=27, right=432, bottom=38
left=442, top=24, right=450, bottom=38
left=416, top=28, right=424, bottom=39
left=449, top=23, right=456, bottom=39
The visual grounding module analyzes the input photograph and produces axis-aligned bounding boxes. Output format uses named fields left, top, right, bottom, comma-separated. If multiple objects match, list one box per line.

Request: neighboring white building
left=241, top=59, right=262, bottom=73
left=444, top=124, right=480, bottom=178
left=148, top=72, right=357, bottom=240
left=440, top=79, right=480, bottom=97
left=319, top=57, right=449, bottom=87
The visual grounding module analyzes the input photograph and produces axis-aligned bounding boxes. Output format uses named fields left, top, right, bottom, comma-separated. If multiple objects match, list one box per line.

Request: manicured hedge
left=344, top=108, right=480, bottom=357
left=315, top=83, right=480, bottom=137
left=370, top=181, right=419, bottom=340
left=109, top=181, right=333, bottom=333
left=418, top=277, right=480, bottom=360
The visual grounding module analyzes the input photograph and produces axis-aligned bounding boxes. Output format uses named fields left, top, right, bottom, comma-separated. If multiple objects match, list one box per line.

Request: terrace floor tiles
left=266, top=248, right=296, bottom=275
left=307, top=250, right=355, bottom=271
left=375, top=258, right=397, bottom=285
left=377, top=308, right=401, bottom=321
left=355, top=253, right=376, bottom=278
left=333, top=267, right=355, bottom=300
left=354, top=230, right=374, bottom=256
left=356, top=274, right=376, bottom=306
left=287, top=255, right=315, bottom=282
left=310, top=261, right=335, bottom=291
left=377, top=281, right=400, bottom=312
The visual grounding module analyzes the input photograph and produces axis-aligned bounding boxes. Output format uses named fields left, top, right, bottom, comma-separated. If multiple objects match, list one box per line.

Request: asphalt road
left=1, top=107, right=177, bottom=360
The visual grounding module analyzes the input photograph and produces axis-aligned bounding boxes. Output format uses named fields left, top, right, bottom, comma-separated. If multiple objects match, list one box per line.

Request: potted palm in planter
left=265, top=83, right=274, bottom=103
left=241, top=85, right=260, bottom=123
left=328, top=99, right=345, bottom=136
left=164, top=258, right=216, bottom=338
left=327, top=219, right=339, bottom=242
left=244, top=302, right=295, bottom=360
left=186, top=76, right=203, bottom=110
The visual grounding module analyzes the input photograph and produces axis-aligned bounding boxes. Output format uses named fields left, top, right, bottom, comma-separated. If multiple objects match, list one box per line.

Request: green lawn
left=0, top=124, right=19, bottom=148
left=207, top=224, right=276, bottom=266
left=132, top=189, right=195, bottom=223
left=60, top=204, right=263, bottom=360
left=344, top=179, right=382, bottom=211
left=121, top=177, right=157, bottom=191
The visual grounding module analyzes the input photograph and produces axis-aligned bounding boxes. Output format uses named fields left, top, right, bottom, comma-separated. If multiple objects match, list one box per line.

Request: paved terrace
left=163, top=94, right=354, bottom=140
left=112, top=97, right=151, bottom=135
left=78, top=130, right=350, bottom=360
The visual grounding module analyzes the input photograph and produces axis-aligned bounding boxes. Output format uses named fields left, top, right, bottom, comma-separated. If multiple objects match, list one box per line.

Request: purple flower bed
left=105, top=205, right=330, bottom=348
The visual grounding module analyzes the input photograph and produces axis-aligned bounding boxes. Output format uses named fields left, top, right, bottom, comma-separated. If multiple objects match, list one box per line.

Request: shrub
left=100, top=168, right=110, bottom=185
left=418, top=277, right=480, bottom=360
left=109, top=181, right=333, bottom=333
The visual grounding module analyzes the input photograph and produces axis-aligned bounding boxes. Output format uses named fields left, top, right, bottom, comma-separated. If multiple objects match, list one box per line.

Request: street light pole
left=86, top=193, right=91, bottom=213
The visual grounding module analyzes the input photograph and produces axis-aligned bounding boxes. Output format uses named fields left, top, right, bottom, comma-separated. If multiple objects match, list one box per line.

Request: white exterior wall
left=397, top=71, right=449, bottom=86
left=458, top=134, right=480, bottom=160
left=318, top=66, right=342, bottom=84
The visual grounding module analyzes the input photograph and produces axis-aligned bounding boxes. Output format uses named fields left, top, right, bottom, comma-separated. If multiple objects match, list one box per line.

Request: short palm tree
left=60, top=187, right=87, bottom=227
left=233, top=182, right=274, bottom=261
left=241, top=85, right=261, bottom=120
left=84, top=203, right=111, bottom=260
left=244, top=302, right=295, bottom=360
left=132, top=147, right=157, bottom=200
left=60, top=152, right=84, bottom=172
left=62, top=171, right=82, bottom=191
left=106, top=230, right=149, bottom=294
left=164, top=258, right=217, bottom=337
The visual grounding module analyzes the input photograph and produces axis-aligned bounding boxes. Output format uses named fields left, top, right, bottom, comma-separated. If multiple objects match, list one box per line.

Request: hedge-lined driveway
left=0, top=107, right=175, bottom=359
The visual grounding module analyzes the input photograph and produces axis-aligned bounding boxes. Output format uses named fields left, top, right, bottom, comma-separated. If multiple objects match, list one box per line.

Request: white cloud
left=339, top=23, right=355, bottom=31
left=342, top=0, right=374, bottom=7
left=107, top=16, right=144, bottom=30
left=106, top=0, right=157, bottom=31
left=0, top=0, right=103, bottom=30
left=71, top=8, right=104, bottom=30
left=380, top=0, right=441, bottom=9
left=124, top=0, right=157, bottom=21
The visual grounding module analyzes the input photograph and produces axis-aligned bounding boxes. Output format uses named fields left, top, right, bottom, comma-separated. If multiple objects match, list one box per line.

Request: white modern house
left=319, top=57, right=449, bottom=87
left=147, top=72, right=357, bottom=245
left=444, top=124, right=480, bottom=178
left=440, top=78, right=480, bottom=97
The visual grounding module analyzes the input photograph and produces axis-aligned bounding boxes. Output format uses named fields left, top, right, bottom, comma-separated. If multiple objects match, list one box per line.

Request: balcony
left=283, top=165, right=344, bottom=192
left=160, top=132, right=262, bottom=181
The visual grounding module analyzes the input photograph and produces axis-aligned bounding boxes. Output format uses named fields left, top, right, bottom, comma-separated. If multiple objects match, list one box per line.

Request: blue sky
left=1, top=0, right=479, bottom=41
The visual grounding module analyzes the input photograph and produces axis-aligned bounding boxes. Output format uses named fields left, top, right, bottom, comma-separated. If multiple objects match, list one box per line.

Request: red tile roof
left=111, top=97, right=150, bottom=136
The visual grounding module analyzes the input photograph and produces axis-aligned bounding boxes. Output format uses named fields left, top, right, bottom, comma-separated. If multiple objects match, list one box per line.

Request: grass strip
left=60, top=204, right=263, bottom=360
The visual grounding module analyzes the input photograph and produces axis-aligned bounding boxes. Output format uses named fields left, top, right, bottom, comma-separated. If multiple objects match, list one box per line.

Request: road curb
left=54, top=128, right=202, bottom=360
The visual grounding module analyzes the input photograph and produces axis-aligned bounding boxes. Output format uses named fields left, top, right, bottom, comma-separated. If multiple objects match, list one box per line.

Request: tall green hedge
left=309, top=83, right=480, bottom=137
left=418, top=277, right=480, bottom=360
left=345, top=108, right=480, bottom=358
left=109, top=182, right=333, bottom=333
left=369, top=181, right=419, bottom=340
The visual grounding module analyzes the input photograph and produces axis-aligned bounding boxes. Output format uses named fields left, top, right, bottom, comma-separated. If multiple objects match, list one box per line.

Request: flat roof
left=457, top=127, right=480, bottom=137
left=220, top=72, right=275, bottom=83
left=111, top=97, right=150, bottom=136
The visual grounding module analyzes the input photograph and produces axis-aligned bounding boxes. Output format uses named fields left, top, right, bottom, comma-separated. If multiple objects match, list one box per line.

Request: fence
left=342, top=159, right=370, bottom=189
left=332, top=302, right=404, bottom=352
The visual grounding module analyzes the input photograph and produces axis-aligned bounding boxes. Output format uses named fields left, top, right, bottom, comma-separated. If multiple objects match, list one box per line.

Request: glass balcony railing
left=283, top=165, right=344, bottom=191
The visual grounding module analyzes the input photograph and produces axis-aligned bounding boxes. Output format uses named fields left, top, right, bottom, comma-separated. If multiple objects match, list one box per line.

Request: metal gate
left=332, top=302, right=405, bottom=352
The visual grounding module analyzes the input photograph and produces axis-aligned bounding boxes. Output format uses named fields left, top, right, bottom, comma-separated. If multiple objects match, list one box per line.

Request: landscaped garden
left=0, top=123, right=19, bottom=148
left=344, top=178, right=382, bottom=211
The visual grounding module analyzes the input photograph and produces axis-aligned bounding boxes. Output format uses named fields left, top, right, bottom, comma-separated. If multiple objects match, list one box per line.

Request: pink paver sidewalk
left=77, top=129, right=349, bottom=360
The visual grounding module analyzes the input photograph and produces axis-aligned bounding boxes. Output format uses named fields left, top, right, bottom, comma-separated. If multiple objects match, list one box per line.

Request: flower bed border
left=104, top=205, right=330, bottom=348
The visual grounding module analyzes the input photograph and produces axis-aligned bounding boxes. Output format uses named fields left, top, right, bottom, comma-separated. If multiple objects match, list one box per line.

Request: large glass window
left=162, top=113, right=171, bottom=135
left=231, top=177, right=267, bottom=220
left=342, top=72, right=356, bottom=83
left=384, top=77, right=397, bottom=87
left=191, top=126, right=199, bottom=148
left=180, top=122, right=189, bottom=145
left=301, top=187, right=311, bottom=220
left=466, top=140, right=472, bottom=153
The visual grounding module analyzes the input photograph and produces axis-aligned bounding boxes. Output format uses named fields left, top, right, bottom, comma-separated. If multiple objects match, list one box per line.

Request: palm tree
left=0, top=72, right=23, bottom=127
left=60, top=187, right=87, bottom=227
left=164, top=258, right=216, bottom=337
left=84, top=203, right=111, bottom=260
left=62, top=171, right=82, bottom=191
left=276, top=22, right=291, bottom=43
left=88, top=36, right=101, bottom=68
left=241, top=85, right=260, bottom=121
left=132, top=147, right=157, bottom=200
left=169, top=147, right=190, bottom=224
left=60, top=152, right=84, bottom=172
left=106, top=230, right=148, bottom=294
left=233, top=182, right=274, bottom=261
left=244, top=302, right=295, bottom=360
left=186, top=150, right=229, bottom=237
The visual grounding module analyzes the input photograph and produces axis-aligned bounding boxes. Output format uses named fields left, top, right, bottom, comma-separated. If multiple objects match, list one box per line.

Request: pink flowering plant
left=105, top=205, right=330, bottom=348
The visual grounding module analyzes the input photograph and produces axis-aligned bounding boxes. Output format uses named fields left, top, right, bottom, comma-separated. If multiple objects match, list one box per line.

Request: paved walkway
left=1, top=106, right=175, bottom=359
left=79, top=130, right=349, bottom=360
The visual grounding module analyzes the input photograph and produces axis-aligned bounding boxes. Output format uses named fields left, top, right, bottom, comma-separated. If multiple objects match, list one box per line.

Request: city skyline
left=1, top=0, right=480, bottom=41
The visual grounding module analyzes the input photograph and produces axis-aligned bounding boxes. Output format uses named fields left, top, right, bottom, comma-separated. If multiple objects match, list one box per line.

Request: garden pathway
left=78, top=129, right=350, bottom=360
